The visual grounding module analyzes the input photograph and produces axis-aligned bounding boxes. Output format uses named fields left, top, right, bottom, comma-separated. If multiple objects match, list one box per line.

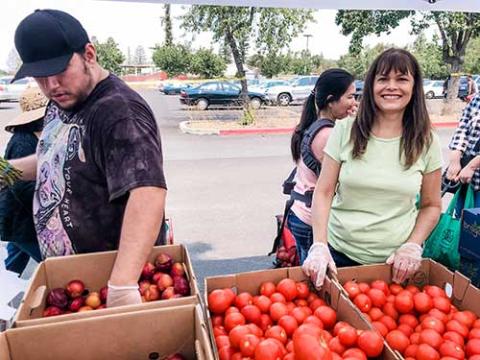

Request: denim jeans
left=287, top=210, right=361, bottom=267
left=4, top=241, right=42, bottom=275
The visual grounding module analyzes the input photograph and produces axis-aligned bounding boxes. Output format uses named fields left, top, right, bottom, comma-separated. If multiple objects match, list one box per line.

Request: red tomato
left=309, top=298, right=326, bottom=312
left=270, top=302, right=288, bottom=322
left=260, top=282, right=277, bottom=297
left=265, top=325, right=288, bottom=345
left=258, top=313, right=273, bottom=332
left=344, top=281, right=361, bottom=299
left=246, top=323, right=263, bottom=337
left=294, top=334, right=332, bottom=360
left=434, top=297, right=452, bottom=314
left=255, top=338, right=284, bottom=360
left=224, top=312, right=246, bottom=332
left=439, top=340, right=465, bottom=360
left=357, top=330, right=384, bottom=357
left=424, top=285, right=447, bottom=298
left=254, top=295, right=272, bottom=314
left=329, top=336, right=346, bottom=354
left=368, top=288, right=387, bottom=308
left=225, top=307, right=240, bottom=316
left=276, top=279, right=298, bottom=302
left=235, top=292, right=253, bottom=309
left=414, top=292, right=434, bottom=314
left=372, top=321, right=389, bottom=337
left=429, top=308, right=448, bottom=323
left=470, top=328, right=480, bottom=340
left=422, top=316, right=446, bottom=334
left=454, top=311, right=475, bottom=329
left=371, top=280, right=390, bottom=295
left=333, top=321, right=350, bottom=336
left=241, top=305, right=261, bottom=325
left=405, top=285, right=420, bottom=295
left=343, top=347, right=367, bottom=360
left=290, top=306, right=308, bottom=325
left=380, top=315, right=398, bottom=331
left=270, top=292, right=287, bottom=304
left=293, top=323, right=323, bottom=341
left=446, top=320, right=469, bottom=339
left=410, top=332, right=420, bottom=345
left=419, top=329, right=443, bottom=349
left=214, top=326, right=228, bottom=337
left=230, top=352, right=242, bottom=360
left=209, top=289, right=233, bottom=314
left=338, top=325, right=358, bottom=347
left=216, top=335, right=231, bottom=349
left=314, top=305, right=337, bottom=329
left=304, top=315, right=323, bottom=328
left=354, top=294, right=372, bottom=313
left=239, top=333, right=260, bottom=357
left=390, top=283, right=404, bottom=295
left=369, top=307, right=384, bottom=321
left=296, top=282, right=310, bottom=299
left=212, top=315, right=224, bottom=327
left=466, top=339, right=480, bottom=357
left=386, top=330, right=410, bottom=353
left=405, top=344, right=419, bottom=358
left=474, top=319, right=480, bottom=329
left=278, top=315, right=298, bottom=337
left=443, top=331, right=465, bottom=346
left=399, top=314, right=419, bottom=329
left=218, top=345, right=235, bottom=360
left=229, top=325, right=252, bottom=349
left=358, top=282, right=370, bottom=293
left=306, top=293, right=319, bottom=303
left=295, top=299, right=309, bottom=307
left=395, top=291, right=414, bottom=314
left=286, top=302, right=296, bottom=312
left=383, top=302, right=399, bottom=320
left=416, top=343, right=440, bottom=360
left=397, top=324, right=414, bottom=337
left=284, top=354, right=295, bottom=360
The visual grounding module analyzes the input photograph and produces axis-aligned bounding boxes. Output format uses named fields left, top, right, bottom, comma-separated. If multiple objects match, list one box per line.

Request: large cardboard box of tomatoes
left=204, top=266, right=399, bottom=360
left=334, top=259, right=480, bottom=360
left=14, top=244, right=199, bottom=328
left=0, top=304, right=213, bottom=360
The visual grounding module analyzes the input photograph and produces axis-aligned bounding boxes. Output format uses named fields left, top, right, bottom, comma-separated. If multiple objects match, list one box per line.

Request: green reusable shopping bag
left=422, top=185, right=474, bottom=270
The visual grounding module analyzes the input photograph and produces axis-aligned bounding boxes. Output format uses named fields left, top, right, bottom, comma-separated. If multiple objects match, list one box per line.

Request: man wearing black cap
left=4, top=9, right=167, bottom=308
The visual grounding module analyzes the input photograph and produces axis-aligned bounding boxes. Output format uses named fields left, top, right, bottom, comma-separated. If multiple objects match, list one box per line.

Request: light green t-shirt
left=324, top=117, right=442, bottom=264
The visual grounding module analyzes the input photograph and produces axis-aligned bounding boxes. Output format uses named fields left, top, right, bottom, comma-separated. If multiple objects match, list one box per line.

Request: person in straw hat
left=0, top=87, right=46, bottom=274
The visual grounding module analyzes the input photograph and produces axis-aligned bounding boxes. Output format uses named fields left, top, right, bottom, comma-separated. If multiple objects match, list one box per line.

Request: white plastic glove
left=106, top=281, right=142, bottom=308
left=386, top=242, right=423, bottom=284
left=302, top=243, right=337, bottom=289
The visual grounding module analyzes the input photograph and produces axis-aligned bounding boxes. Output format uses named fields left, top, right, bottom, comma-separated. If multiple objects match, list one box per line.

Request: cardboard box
left=204, top=267, right=397, bottom=360
left=14, top=244, right=199, bottom=328
left=0, top=304, right=213, bottom=360
left=459, top=208, right=480, bottom=287
left=334, top=259, right=480, bottom=359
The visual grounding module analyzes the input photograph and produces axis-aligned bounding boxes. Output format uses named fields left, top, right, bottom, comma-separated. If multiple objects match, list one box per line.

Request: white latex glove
left=106, top=281, right=142, bottom=308
left=302, top=243, right=337, bottom=289
left=386, top=243, right=423, bottom=284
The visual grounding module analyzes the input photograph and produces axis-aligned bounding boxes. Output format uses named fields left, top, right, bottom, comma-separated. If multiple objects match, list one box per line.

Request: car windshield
left=423, top=80, right=432, bottom=86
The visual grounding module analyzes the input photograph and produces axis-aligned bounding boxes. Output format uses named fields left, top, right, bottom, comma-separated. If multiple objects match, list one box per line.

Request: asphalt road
left=0, top=91, right=458, bottom=267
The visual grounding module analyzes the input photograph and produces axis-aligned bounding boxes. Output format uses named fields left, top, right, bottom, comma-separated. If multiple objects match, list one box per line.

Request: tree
left=134, top=45, right=147, bottom=65
left=464, top=36, right=480, bottom=74
left=152, top=44, right=192, bottom=77
left=162, top=4, right=173, bottom=46
left=93, top=37, right=125, bottom=75
left=337, top=43, right=390, bottom=79
left=335, top=10, right=480, bottom=107
left=408, top=33, right=449, bottom=79
left=182, top=6, right=313, bottom=100
left=247, top=52, right=290, bottom=78
left=190, top=48, right=226, bottom=78
left=6, top=48, right=21, bottom=73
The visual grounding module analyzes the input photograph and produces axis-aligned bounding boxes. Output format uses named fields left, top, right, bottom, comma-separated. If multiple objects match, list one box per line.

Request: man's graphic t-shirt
left=34, top=75, right=167, bottom=258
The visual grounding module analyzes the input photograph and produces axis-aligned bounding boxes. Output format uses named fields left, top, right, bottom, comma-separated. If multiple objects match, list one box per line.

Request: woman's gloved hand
left=302, top=243, right=337, bottom=289
left=386, top=242, right=423, bottom=284
left=106, top=281, right=142, bottom=308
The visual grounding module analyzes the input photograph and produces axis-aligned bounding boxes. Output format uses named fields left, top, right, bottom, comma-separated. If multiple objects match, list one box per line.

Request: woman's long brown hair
left=351, top=48, right=432, bottom=168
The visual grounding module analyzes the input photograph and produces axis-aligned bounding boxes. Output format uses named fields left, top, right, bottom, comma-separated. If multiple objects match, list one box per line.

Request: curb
left=179, top=121, right=458, bottom=136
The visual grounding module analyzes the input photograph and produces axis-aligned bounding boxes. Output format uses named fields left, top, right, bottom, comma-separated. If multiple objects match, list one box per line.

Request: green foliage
left=337, top=43, right=390, bottom=79
left=190, top=48, right=227, bottom=78
left=247, top=52, right=290, bottom=78
left=408, top=34, right=449, bottom=79
left=152, top=44, right=192, bottom=77
left=464, top=37, right=480, bottom=74
left=93, top=37, right=125, bottom=75
left=162, top=4, right=173, bottom=46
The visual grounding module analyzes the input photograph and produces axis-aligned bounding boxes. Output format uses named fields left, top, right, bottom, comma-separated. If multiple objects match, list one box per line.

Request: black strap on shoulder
left=282, top=168, right=297, bottom=195
left=300, top=118, right=335, bottom=176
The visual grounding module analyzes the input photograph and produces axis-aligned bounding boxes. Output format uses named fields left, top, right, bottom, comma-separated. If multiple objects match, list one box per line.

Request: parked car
left=249, top=79, right=290, bottom=94
left=354, top=80, right=364, bottom=100
left=264, top=76, right=318, bottom=106
left=0, top=76, right=36, bottom=102
left=423, top=80, right=444, bottom=99
left=158, top=82, right=192, bottom=95
left=179, top=81, right=267, bottom=110
left=443, top=76, right=469, bottom=99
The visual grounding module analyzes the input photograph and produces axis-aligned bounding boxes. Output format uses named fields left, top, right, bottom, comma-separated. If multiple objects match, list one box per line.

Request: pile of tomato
left=343, top=279, right=480, bottom=360
left=207, top=278, right=384, bottom=360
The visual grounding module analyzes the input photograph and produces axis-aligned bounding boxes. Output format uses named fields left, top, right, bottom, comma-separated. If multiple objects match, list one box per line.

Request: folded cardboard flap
left=5, top=304, right=210, bottom=359
left=14, top=244, right=199, bottom=328
left=0, top=332, right=11, bottom=360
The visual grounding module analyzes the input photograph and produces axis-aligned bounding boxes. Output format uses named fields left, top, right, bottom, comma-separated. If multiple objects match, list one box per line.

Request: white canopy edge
left=97, top=0, right=480, bottom=12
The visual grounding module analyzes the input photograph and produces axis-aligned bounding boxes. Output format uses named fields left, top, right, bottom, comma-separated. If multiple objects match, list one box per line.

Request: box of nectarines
left=204, top=266, right=399, bottom=360
left=333, top=259, right=480, bottom=360
left=13, top=244, right=199, bottom=328
left=1, top=304, right=213, bottom=360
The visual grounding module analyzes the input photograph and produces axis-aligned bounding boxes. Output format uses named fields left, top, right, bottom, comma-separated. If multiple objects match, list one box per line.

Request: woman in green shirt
left=303, top=48, right=442, bottom=287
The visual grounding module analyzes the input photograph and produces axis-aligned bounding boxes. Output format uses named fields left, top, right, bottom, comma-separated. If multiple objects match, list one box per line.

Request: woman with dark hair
left=287, top=69, right=356, bottom=264
left=302, top=48, right=442, bottom=287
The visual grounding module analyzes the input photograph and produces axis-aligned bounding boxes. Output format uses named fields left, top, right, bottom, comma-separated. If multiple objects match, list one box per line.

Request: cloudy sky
left=0, top=0, right=421, bottom=72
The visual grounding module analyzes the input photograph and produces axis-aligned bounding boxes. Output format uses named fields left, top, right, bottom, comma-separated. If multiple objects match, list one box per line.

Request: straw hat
left=5, top=87, right=48, bottom=133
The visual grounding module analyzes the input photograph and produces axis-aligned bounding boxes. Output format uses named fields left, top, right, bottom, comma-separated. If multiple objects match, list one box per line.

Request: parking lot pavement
left=0, top=91, right=459, bottom=270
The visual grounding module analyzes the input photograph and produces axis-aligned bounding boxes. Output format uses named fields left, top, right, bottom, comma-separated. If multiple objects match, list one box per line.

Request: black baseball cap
left=12, top=9, right=89, bottom=82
